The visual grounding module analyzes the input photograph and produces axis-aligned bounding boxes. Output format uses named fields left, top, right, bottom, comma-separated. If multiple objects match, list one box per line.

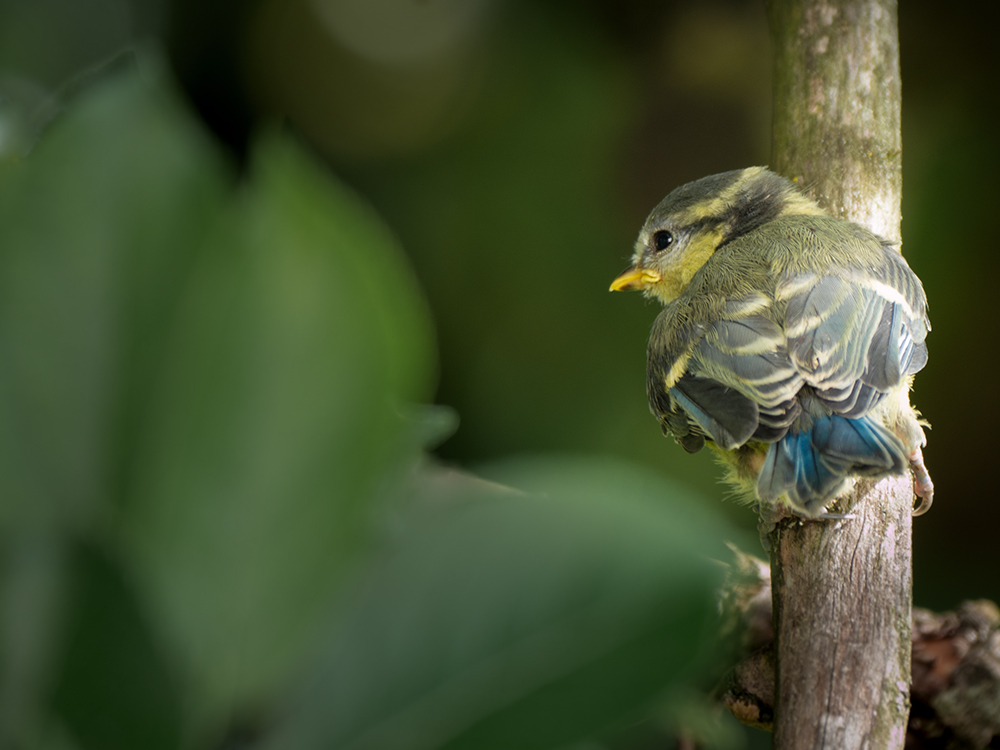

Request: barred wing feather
left=649, top=257, right=928, bottom=454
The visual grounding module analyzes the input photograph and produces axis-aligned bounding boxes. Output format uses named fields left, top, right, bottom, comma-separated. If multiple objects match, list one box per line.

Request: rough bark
left=765, top=1, right=911, bottom=748
left=719, top=555, right=1000, bottom=747
left=769, top=0, right=902, bottom=238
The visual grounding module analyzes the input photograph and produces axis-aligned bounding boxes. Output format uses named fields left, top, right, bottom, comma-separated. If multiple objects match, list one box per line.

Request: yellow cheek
left=649, top=229, right=724, bottom=303
left=676, top=230, right=723, bottom=284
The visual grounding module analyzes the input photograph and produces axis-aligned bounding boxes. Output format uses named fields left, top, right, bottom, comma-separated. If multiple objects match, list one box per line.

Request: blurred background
left=174, top=0, right=1000, bottom=607
left=1, top=0, right=999, bottom=747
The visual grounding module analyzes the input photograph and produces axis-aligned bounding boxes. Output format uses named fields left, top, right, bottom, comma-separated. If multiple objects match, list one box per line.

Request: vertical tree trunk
left=766, top=1, right=911, bottom=748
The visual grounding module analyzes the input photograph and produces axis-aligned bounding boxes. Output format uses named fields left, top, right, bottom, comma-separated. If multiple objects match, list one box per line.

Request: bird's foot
left=910, top=447, right=934, bottom=516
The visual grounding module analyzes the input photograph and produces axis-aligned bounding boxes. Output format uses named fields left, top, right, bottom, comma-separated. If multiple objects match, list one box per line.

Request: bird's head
left=610, top=167, right=825, bottom=304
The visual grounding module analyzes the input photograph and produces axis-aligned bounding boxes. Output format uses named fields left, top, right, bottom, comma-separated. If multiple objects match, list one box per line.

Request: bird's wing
left=647, top=248, right=928, bottom=451
left=778, top=249, right=929, bottom=417
left=647, top=293, right=803, bottom=451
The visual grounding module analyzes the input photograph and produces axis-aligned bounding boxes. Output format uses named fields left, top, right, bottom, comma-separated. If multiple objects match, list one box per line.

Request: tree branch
left=719, top=553, right=1000, bottom=747
left=765, top=1, right=910, bottom=747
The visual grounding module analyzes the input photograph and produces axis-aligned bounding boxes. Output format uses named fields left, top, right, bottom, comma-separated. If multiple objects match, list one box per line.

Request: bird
left=610, top=167, right=933, bottom=518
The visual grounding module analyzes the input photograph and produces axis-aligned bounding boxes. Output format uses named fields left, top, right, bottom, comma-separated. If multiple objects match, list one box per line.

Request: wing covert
left=647, top=294, right=803, bottom=450
left=644, top=242, right=929, bottom=456
left=779, top=255, right=929, bottom=417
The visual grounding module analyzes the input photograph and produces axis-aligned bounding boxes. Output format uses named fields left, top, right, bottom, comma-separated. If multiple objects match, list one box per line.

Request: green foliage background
left=0, top=1, right=997, bottom=748
left=0, top=57, right=749, bottom=749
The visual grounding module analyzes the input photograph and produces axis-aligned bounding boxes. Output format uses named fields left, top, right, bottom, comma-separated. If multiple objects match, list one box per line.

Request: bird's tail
left=757, top=414, right=908, bottom=515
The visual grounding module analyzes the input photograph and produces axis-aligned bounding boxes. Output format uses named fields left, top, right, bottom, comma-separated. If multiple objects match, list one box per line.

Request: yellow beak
left=609, top=266, right=661, bottom=292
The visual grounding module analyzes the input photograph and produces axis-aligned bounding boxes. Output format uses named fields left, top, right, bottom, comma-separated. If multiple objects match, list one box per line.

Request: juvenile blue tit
left=611, top=167, right=933, bottom=518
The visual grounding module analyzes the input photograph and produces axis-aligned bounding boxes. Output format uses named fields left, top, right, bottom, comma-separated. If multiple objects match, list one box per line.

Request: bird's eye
left=652, top=230, right=673, bottom=252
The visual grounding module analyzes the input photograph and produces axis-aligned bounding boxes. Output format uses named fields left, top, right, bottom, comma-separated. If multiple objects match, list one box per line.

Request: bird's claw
left=910, top=447, right=934, bottom=516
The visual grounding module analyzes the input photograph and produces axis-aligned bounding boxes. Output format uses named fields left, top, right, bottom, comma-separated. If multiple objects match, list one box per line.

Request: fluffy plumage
left=611, top=167, right=932, bottom=517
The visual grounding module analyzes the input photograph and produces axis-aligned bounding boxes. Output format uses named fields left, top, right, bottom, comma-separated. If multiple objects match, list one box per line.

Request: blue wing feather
left=757, top=414, right=908, bottom=514
left=645, top=226, right=928, bottom=513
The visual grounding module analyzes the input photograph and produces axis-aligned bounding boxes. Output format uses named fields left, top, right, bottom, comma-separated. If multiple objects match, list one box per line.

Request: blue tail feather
left=757, top=414, right=908, bottom=514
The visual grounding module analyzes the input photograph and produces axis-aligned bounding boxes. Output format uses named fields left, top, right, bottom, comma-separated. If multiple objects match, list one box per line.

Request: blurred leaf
left=0, top=56, right=437, bottom=741
left=123, top=131, right=436, bottom=723
left=0, top=73, right=51, bottom=161
left=406, top=403, right=460, bottom=450
left=0, top=0, right=132, bottom=90
left=0, top=530, right=69, bottom=747
left=266, top=457, right=735, bottom=750
left=0, top=56, right=229, bottom=531
left=0, top=57, right=227, bottom=748
left=49, top=542, right=181, bottom=750
left=652, top=686, right=747, bottom=750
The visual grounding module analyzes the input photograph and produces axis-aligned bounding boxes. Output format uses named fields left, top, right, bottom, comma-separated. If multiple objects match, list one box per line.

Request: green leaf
left=266, top=457, right=736, bottom=750
left=0, top=56, right=437, bottom=739
left=123, top=131, right=436, bottom=724
left=0, top=56, right=230, bottom=530
left=49, top=542, right=182, bottom=750
left=0, top=530, right=69, bottom=748
left=0, top=57, right=228, bottom=747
